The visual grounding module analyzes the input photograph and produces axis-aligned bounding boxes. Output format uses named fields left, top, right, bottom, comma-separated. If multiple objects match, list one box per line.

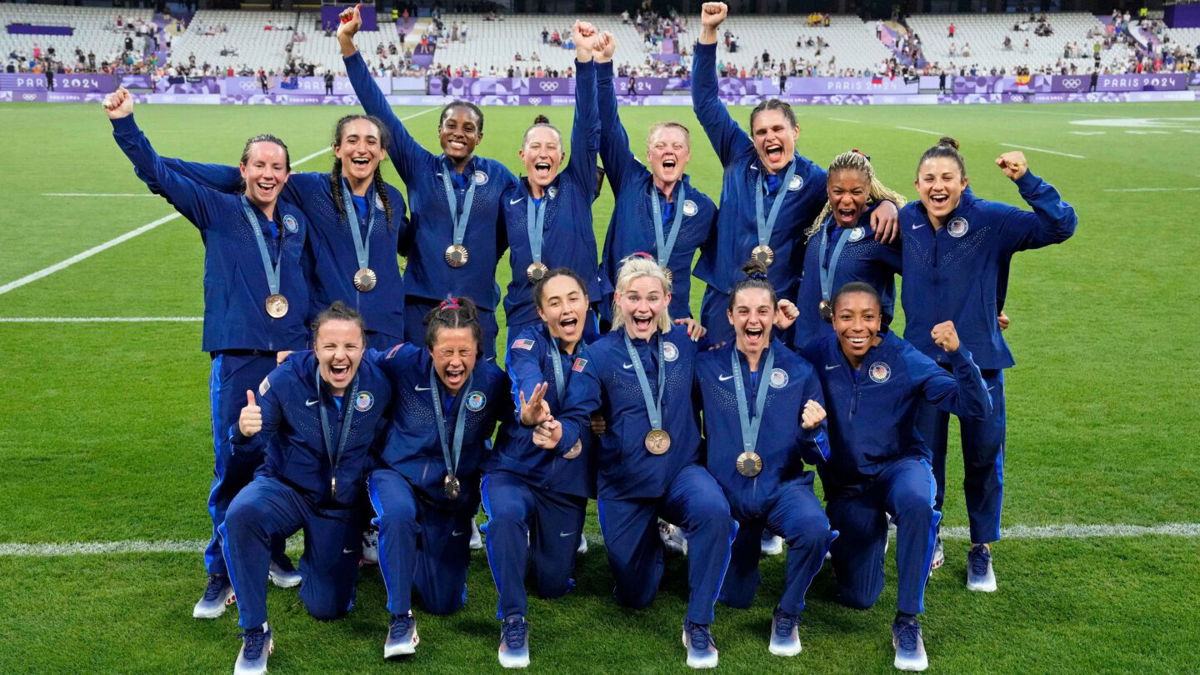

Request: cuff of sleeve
left=343, top=51, right=364, bottom=67
left=596, top=61, right=614, bottom=77
left=1015, top=170, right=1041, bottom=194
left=947, top=346, right=973, bottom=366
left=576, top=59, right=594, bottom=70
left=110, top=115, right=136, bottom=132
left=695, top=41, right=716, bottom=55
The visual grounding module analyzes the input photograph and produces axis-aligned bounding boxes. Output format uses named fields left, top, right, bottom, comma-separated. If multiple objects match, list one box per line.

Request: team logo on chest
left=662, top=342, right=679, bottom=362
left=682, top=200, right=698, bottom=217
left=375, top=194, right=385, bottom=212
left=283, top=214, right=299, bottom=234
left=947, top=217, right=969, bottom=238
left=466, top=390, right=487, bottom=411
left=547, top=186, right=558, bottom=200
left=473, top=170, right=489, bottom=186
left=769, top=368, right=788, bottom=389
left=848, top=226, right=866, bottom=242
left=354, top=391, right=375, bottom=412
left=788, top=174, right=804, bottom=192
left=868, top=361, right=892, bottom=384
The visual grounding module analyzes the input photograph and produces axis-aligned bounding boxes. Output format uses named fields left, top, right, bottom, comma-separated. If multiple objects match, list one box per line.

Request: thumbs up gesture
left=239, top=390, right=263, bottom=437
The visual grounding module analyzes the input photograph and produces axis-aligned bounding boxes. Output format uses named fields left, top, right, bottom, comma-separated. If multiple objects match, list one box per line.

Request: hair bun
left=938, top=136, right=960, bottom=151
left=742, top=260, right=769, bottom=280
left=533, top=114, right=551, bottom=125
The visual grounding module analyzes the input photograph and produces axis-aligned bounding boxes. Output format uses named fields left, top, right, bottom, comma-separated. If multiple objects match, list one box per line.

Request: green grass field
left=0, top=100, right=1198, bottom=673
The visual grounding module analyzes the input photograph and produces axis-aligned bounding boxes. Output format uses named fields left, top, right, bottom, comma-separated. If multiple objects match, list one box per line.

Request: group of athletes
left=101, top=2, right=1076, bottom=673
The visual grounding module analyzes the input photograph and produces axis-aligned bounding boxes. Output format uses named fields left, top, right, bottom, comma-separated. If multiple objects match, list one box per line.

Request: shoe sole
left=966, top=579, right=997, bottom=592
left=234, top=639, right=273, bottom=675
left=768, top=642, right=801, bottom=657
left=268, top=572, right=301, bottom=589
left=498, top=652, right=530, bottom=668
left=682, top=632, right=718, bottom=669
left=894, top=655, right=928, bottom=672
left=192, top=592, right=235, bottom=619
left=384, top=632, right=419, bottom=658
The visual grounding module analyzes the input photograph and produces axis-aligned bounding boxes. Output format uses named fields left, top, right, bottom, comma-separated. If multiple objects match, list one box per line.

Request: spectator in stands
left=947, top=22, right=955, bottom=38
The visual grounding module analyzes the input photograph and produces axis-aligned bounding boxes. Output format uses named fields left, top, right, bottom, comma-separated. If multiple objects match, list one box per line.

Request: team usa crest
left=788, top=174, right=804, bottom=191
left=354, top=391, right=374, bottom=412
left=283, top=214, right=299, bottom=233
left=868, top=361, right=892, bottom=383
left=474, top=170, right=489, bottom=186
left=662, top=341, right=679, bottom=362
left=682, top=200, right=698, bottom=217
left=848, top=226, right=866, bottom=242
left=375, top=193, right=385, bottom=212
left=947, top=217, right=969, bottom=238
left=466, top=391, right=487, bottom=412
left=547, top=186, right=558, bottom=200
left=769, top=368, right=789, bottom=389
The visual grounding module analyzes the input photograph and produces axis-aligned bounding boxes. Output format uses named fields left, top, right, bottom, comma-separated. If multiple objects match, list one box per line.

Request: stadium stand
left=168, top=10, right=299, bottom=73
left=1, top=4, right=154, bottom=71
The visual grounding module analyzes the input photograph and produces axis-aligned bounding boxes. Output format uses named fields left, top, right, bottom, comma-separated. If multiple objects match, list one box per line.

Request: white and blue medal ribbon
left=525, top=193, right=549, bottom=282
left=441, top=159, right=478, bottom=267
left=430, top=367, right=474, bottom=498
left=341, top=179, right=377, bottom=291
left=240, top=195, right=287, bottom=318
left=731, top=347, right=774, bottom=477
left=316, top=370, right=360, bottom=498
left=817, top=219, right=851, bottom=320
left=623, top=332, right=670, bottom=454
left=751, top=160, right=797, bottom=267
left=648, top=183, right=686, bottom=283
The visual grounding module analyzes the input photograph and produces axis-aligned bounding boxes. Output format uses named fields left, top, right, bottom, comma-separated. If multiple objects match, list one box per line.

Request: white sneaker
left=268, top=560, right=302, bottom=588
left=760, top=533, right=784, bottom=557
left=362, top=526, right=380, bottom=565
left=966, top=544, right=997, bottom=592
left=576, top=533, right=588, bottom=555
left=234, top=623, right=273, bottom=675
left=470, top=519, right=484, bottom=550
left=193, top=574, right=234, bottom=619
left=659, top=521, right=688, bottom=556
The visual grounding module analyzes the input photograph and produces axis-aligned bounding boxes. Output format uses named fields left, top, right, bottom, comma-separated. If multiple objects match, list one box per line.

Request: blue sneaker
left=192, top=574, right=234, bottom=619
left=384, top=612, right=419, bottom=658
left=268, top=558, right=302, bottom=589
left=234, top=623, right=273, bottom=675
left=966, top=544, right=997, bottom=592
left=498, top=615, right=530, bottom=668
left=891, top=617, right=928, bottom=672
left=768, top=609, right=802, bottom=656
left=681, top=619, right=718, bottom=669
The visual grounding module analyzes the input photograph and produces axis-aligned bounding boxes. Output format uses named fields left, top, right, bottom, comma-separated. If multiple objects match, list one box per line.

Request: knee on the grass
left=784, top=517, right=831, bottom=551
left=224, top=497, right=269, bottom=536
left=303, top=590, right=353, bottom=621
left=836, top=581, right=884, bottom=610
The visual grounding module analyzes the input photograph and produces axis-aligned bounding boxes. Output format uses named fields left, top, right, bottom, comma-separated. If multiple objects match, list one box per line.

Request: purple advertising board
left=222, top=75, right=386, bottom=96
left=0, top=73, right=116, bottom=92
left=953, top=75, right=1013, bottom=94
left=7, top=24, right=73, bottom=36
left=1097, top=73, right=1188, bottom=91
left=719, top=78, right=781, bottom=96
left=435, top=77, right=576, bottom=97
left=155, top=76, right=221, bottom=94
left=786, top=77, right=918, bottom=95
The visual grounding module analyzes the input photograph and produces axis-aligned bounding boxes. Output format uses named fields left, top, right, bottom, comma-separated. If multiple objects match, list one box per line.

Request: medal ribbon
left=525, top=191, right=548, bottom=267
left=239, top=195, right=283, bottom=297
left=623, top=331, right=666, bottom=432
left=316, top=369, right=360, bottom=481
left=430, top=366, right=474, bottom=478
left=340, top=178, right=376, bottom=273
left=753, top=159, right=798, bottom=251
left=732, top=347, right=774, bottom=454
left=548, top=335, right=566, bottom=399
left=648, top=182, right=686, bottom=272
left=441, top=159, right=478, bottom=249
left=818, top=218, right=853, bottom=303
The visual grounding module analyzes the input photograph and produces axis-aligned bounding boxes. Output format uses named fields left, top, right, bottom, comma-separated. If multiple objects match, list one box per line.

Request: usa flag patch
left=572, top=358, right=588, bottom=373
left=512, top=338, right=535, bottom=351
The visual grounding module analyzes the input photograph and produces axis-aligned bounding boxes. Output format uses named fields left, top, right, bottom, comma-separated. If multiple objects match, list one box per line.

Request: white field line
left=1103, top=187, right=1200, bottom=193
left=0, top=316, right=202, bottom=323
left=895, top=125, right=944, bottom=136
left=999, top=143, right=1086, bottom=159
left=827, top=117, right=862, bottom=124
left=2, top=523, right=1198, bottom=557
left=42, top=193, right=159, bottom=197
left=0, top=107, right=438, bottom=298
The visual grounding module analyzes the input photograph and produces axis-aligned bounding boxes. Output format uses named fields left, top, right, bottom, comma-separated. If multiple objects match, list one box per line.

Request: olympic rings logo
left=538, top=81, right=559, bottom=91
left=1061, top=78, right=1082, bottom=88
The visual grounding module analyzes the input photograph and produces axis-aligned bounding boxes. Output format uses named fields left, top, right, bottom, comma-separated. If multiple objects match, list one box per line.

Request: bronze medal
left=562, top=439, right=583, bottom=460
left=526, top=261, right=549, bottom=283
left=644, top=429, right=671, bottom=455
left=353, top=267, right=378, bottom=292
left=443, top=473, right=461, bottom=500
left=819, top=299, right=832, bottom=321
left=444, top=244, right=469, bottom=268
left=735, top=451, right=763, bottom=478
left=265, top=293, right=289, bottom=318
left=750, top=244, right=775, bottom=266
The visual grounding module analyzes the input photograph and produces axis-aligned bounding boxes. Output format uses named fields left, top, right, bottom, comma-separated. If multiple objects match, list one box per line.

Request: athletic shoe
left=268, top=558, right=302, bottom=588
left=362, top=525, right=380, bottom=565
left=497, top=615, right=530, bottom=668
left=892, top=616, right=928, bottom=671
left=234, top=623, right=273, bottom=675
left=682, top=619, right=718, bottom=669
left=192, top=574, right=234, bottom=619
left=929, top=536, right=944, bottom=575
left=966, top=544, right=997, bottom=592
left=384, top=612, right=419, bottom=658
left=768, top=609, right=802, bottom=657
left=470, top=519, right=484, bottom=551
left=659, top=521, right=688, bottom=556
left=761, top=532, right=784, bottom=556
left=576, top=533, right=588, bottom=555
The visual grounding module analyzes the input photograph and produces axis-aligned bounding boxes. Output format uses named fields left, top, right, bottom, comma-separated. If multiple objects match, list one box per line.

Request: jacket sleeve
left=596, top=60, right=638, bottom=194
left=229, top=362, right=287, bottom=459
left=111, top=115, right=216, bottom=230
left=564, top=59, right=601, bottom=197
left=505, top=336, right=548, bottom=424
left=909, top=345, right=992, bottom=420
left=796, top=366, right=831, bottom=465
left=157, top=157, right=241, bottom=192
left=996, top=171, right=1078, bottom=253
left=345, top=51, right=431, bottom=184
left=691, top=41, right=753, bottom=166
left=554, top=348, right=603, bottom=456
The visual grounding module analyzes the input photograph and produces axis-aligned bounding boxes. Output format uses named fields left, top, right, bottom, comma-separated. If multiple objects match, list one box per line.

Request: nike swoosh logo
left=622, top=362, right=634, bottom=369
left=559, top=531, right=576, bottom=538
left=415, top=385, right=432, bottom=392
left=509, top=197, right=523, bottom=205
left=911, top=223, right=926, bottom=230
left=451, top=530, right=465, bottom=537
left=718, top=374, right=734, bottom=381
left=825, top=364, right=840, bottom=370
left=306, top=399, right=319, bottom=406
left=342, top=548, right=354, bottom=554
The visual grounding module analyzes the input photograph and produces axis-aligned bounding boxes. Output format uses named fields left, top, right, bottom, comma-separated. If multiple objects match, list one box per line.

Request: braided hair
left=423, top=296, right=483, bottom=352
left=328, top=114, right=396, bottom=231
left=727, top=260, right=777, bottom=313
left=806, top=149, right=907, bottom=240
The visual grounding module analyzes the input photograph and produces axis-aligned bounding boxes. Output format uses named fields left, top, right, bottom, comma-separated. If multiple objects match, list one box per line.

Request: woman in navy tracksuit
left=691, top=3, right=897, bottom=347
left=538, top=255, right=735, bottom=670
left=900, top=138, right=1076, bottom=591
left=594, top=31, right=717, bottom=323
left=798, top=282, right=991, bottom=672
left=499, top=23, right=605, bottom=343
left=339, top=5, right=516, bottom=359
left=221, top=302, right=393, bottom=675
left=694, top=262, right=833, bottom=659
left=482, top=268, right=596, bottom=668
left=103, top=88, right=310, bottom=618
left=366, top=298, right=511, bottom=659
left=158, top=114, right=410, bottom=349
left=794, top=150, right=905, bottom=348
